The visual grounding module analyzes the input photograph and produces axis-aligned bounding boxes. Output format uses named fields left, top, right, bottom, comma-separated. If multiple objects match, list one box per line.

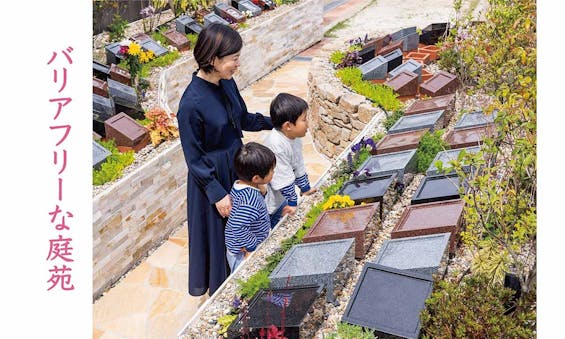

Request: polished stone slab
left=454, top=110, right=496, bottom=130
left=93, top=140, right=112, bottom=169
left=426, top=146, right=480, bottom=176
left=358, top=149, right=417, bottom=183
left=411, top=174, right=462, bottom=205
left=388, top=110, right=445, bottom=134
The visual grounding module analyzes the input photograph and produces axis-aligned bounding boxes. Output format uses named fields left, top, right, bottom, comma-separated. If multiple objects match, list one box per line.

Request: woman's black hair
left=269, top=93, right=309, bottom=129
left=234, top=142, right=276, bottom=182
left=193, top=23, right=243, bottom=73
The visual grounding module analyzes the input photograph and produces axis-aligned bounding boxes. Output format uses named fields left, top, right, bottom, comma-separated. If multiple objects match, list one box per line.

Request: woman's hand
left=215, top=194, right=232, bottom=218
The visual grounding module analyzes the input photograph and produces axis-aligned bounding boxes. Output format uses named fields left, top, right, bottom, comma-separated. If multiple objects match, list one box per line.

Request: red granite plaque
left=420, top=70, right=459, bottom=97
left=163, top=29, right=190, bottom=51
left=366, top=35, right=392, bottom=57
left=384, top=71, right=419, bottom=96
left=405, top=93, right=455, bottom=117
left=93, top=77, right=109, bottom=98
left=374, top=129, right=428, bottom=155
left=302, top=203, right=380, bottom=259
left=104, top=112, right=150, bottom=152
left=405, top=51, right=431, bottom=65
left=109, top=64, right=131, bottom=86
left=444, top=125, right=496, bottom=149
left=376, top=39, right=403, bottom=57
left=391, top=199, right=464, bottom=253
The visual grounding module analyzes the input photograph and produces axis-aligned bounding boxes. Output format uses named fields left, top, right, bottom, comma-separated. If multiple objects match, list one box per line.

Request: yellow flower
left=145, top=50, right=155, bottom=60
left=139, top=51, right=150, bottom=63
left=128, top=42, right=142, bottom=56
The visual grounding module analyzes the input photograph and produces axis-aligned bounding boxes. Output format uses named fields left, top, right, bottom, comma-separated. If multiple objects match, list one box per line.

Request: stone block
left=232, top=0, right=262, bottom=17
left=93, top=78, right=109, bottom=98
left=359, top=55, right=387, bottom=80
left=376, top=39, right=403, bottom=58
left=389, top=59, right=422, bottom=82
left=418, top=45, right=440, bottom=61
left=454, top=110, right=496, bottom=129
left=358, top=44, right=376, bottom=64
left=338, top=173, right=396, bottom=221
left=204, top=12, right=230, bottom=27
left=405, top=93, right=455, bottom=116
left=357, top=103, right=378, bottom=123
left=93, top=94, right=116, bottom=136
left=105, top=42, right=125, bottom=65
left=405, top=51, right=431, bottom=65
left=104, top=112, right=150, bottom=152
left=163, top=29, right=190, bottom=52
left=384, top=70, right=419, bottom=97
left=380, top=48, right=403, bottom=72
left=317, top=83, right=341, bottom=104
left=391, top=199, right=465, bottom=253
left=358, top=149, right=417, bottom=183
left=339, top=92, right=366, bottom=112
left=373, top=233, right=451, bottom=276
left=107, top=79, right=144, bottom=120
left=388, top=110, right=445, bottom=134
left=445, top=125, right=496, bottom=149
left=93, top=60, right=110, bottom=80
left=411, top=174, right=462, bottom=205
left=390, top=26, right=417, bottom=41
left=175, top=15, right=203, bottom=34
left=364, top=35, right=392, bottom=56
left=375, top=128, right=428, bottom=155
left=420, top=70, right=459, bottom=97
left=214, top=3, right=246, bottom=23
left=109, top=64, right=131, bottom=86
left=402, top=31, right=420, bottom=51
left=140, top=38, right=169, bottom=58
left=269, top=238, right=355, bottom=304
left=341, top=263, right=433, bottom=339
left=93, top=140, right=112, bottom=169
left=303, top=203, right=380, bottom=259
left=426, top=146, right=481, bottom=176
left=420, top=22, right=450, bottom=45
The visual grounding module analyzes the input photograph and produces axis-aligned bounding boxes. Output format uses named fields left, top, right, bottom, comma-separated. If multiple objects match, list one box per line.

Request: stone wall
left=307, top=57, right=385, bottom=159
left=160, top=0, right=324, bottom=114
left=93, top=0, right=324, bottom=299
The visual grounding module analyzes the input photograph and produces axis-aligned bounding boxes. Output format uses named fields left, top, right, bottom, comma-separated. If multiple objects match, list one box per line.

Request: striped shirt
left=225, top=181, right=271, bottom=254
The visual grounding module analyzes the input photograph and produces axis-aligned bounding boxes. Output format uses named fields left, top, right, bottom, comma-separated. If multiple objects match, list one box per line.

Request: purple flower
left=140, top=6, right=155, bottom=18
left=347, top=153, right=354, bottom=168
left=353, top=170, right=360, bottom=177
left=232, top=296, right=242, bottom=309
left=351, top=143, right=361, bottom=153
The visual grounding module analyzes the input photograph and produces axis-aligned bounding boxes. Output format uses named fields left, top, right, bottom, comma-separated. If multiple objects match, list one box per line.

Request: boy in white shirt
left=263, top=93, right=317, bottom=228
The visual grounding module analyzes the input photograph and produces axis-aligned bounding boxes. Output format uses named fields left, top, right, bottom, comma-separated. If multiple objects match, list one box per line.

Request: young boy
left=264, top=93, right=317, bottom=228
left=225, top=142, right=276, bottom=272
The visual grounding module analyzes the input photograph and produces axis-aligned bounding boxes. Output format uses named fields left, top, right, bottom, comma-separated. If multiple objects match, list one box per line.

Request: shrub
left=326, top=322, right=376, bottom=339
left=186, top=33, right=198, bottom=48
left=350, top=81, right=402, bottom=112
left=139, top=50, right=182, bottom=78
left=93, top=139, right=135, bottom=186
left=151, top=27, right=168, bottom=46
left=144, top=107, right=179, bottom=146
left=416, top=130, right=449, bottom=173
left=329, top=50, right=346, bottom=66
left=335, top=67, right=362, bottom=87
left=108, top=14, right=129, bottom=42
left=236, top=270, right=270, bottom=300
left=382, top=109, right=403, bottom=130
left=420, top=274, right=536, bottom=338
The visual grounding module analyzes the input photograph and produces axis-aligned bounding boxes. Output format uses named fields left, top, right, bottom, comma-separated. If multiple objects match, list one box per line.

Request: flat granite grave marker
left=454, top=110, right=497, bottom=129
left=384, top=70, right=419, bottom=96
left=104, top=112, right=150, bottom=152
left=107, top=79, right=144, bottom=120
left=380, top=48, right=403, bottom=72
left=232, top=0, right=262, bottom=16
left=426, top=146, right=480, bottom=176
left=93, top=78, right=109, bottom=98
left=366, top=35, right=392, bottom=56
left=93, top=140, right=112, bottom=169
left=359, top=55, right=388, bottom=80
left=341, top=263, right=433, bottom=339
left=420, top=70, right=459, bottom=97
left=389, top=59, right=422, bottom=82
left=214, top=2, right=246, bottom=23
left=374, top=128, right=428, bottom=155
left=105, top=42, right=125, bottom=65
left=302, top=203, right=380, bottom=259
left=338, top=173, right=396, bottom=220
left=411, top=174, right=462, bottom=205
left=140, top=38, right=169, bottom=58
left=269, top=238, right=355, bottom=304
left=420, top=22, right=450, bottom=45
left=445, top=125, right=496, bottom=149
left=93, top=60, right=110, bottom=80
left=388, top=110, right=445, bottom=134
left=163, top=29, right=190, bottom=51
left=404, top=93, right=455, bottom=116
left=175, top=15, right=203, bottom=34
left=358, top=149, right=417, bottom=183
left=358, top=44, right=377, bottom=64
left=373, top=233, right=451, bottom=276
left=93, top=94, right=116, bottom=136
left=227, top=285, right=323, bottom=339
left=204, top=12, right=230, bottom=27
left=109, top=64, right=131, bottom=86
left=390, top=199, right=465, bottom=253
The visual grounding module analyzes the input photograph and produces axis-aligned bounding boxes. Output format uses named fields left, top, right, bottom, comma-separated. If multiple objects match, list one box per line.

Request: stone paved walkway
left=93, top=0, right=488, bottom=337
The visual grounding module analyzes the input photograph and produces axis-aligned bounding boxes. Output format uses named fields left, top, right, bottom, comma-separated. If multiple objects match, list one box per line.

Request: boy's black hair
left=234, top=142, right=276, bottom=182
left=269, top=93, right=309, bottom=129
left=193, top=23, right=243, bottom=74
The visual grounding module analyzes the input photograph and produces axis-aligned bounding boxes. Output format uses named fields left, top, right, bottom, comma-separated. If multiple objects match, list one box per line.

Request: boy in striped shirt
left=225, top=142, right=276, bottom=272
left=264, top=93, right=318, bottom=228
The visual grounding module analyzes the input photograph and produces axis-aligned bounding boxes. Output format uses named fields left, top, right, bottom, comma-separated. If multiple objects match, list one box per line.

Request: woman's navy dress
left=177, top=73, right=272, bottom=296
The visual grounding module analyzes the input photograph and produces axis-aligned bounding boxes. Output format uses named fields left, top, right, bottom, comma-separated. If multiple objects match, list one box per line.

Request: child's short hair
left=234, top=142, right=276, bottom=182
left=269, top=93, right=309, bottom=129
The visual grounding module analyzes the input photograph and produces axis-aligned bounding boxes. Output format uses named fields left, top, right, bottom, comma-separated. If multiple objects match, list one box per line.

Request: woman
left=177, top=23, right=273, bottom=296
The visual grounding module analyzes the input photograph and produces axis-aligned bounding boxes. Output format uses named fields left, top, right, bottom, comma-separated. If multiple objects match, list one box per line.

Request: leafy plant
left=139, top=50, right=182, bottom=78
left=144, top=107, right=180, bottom=146
left=117, top=42, right=156, bottom=86
left=329, top=50, right=346, bottom=66
left=382, top=109, right=403, bottom=130
left=140, top=0, right=168, bottom=33
left=326, top=322, right=376, bottom=339
left=420, top=274, right=536, bottom=338
left=151, top=27, right=168, bottom=46
left=186, top=33, right=198, bottom=47
left=108, top=14, right=129, bottom=42
left=335, top=67, right=362, bottom=87
left=170, top=0, right=191, bottom=16
left=349, top=80, right=402, bottom=112
left=416, top=130, right=449, bottom=173
left=217, top=314, right=238, bottom=336
left=236, top=270, right=270, bottom=300
left=325, top=20, right=349, bottom=38
left=93, top=139, right=135, bottom=186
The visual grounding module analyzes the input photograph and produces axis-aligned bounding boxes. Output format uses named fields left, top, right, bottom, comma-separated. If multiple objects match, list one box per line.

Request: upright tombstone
left=338, top=173, right=396, bottom=220
left=420, top=22, right=450, bottom=45
left=107, top=79, right=144, bottom=120
left=373, top=233, right=451, bottom=277
left=380, top=48, right=403, bottom=72
left=269, top=238, right=355, bottom=304
left=214, top=2, right=246, bottom=23
left=374, top=128, right=428, bottom=155
left=420, top=70, right=459, bottom=97
left=93, top=140, right=112, bottom=170
left=105, top=42, right=125, bottom=65
left=163, top=29, right=191, bottom=52
left=359, top=55, right=387, bottom=80
left=175, top=15, right=203, bottom=34
left=93, top=60, right=110, bottom=80
left=93, top=78, right=109, bottom=98
left=93, top=94, right=116, bottom=136
left=376, top=39, right=403, bottom=57
left=454, top=110, right=497, bottom=129
left=389, top=59, right=423, bottom=82
left=341, top=263, right=433, bottom=339
left=388, top=110, right=446, bottom=134
left=232, top=0, right=262, bottom=17
left=109, top=64, right=131, bottom=86
left=358, top=149, right=418, bottom=183
left=104, top=112, right=150, bottom=152
left=366, top=35, right=392, bottom=57
left=357, top=44, right=376, bottom=64
left=426, top=146, right=481, bottom=176
left=384, top=70, right=419, bottom=96
left=227, top=285, right=323, bottom=339
left=445, top=125, right=496, bottom=149
left=390, top=26, right=419, bottom=51
left=204, top=12, right=230, bottom=27
left=302, top=203, right=380, bottom=259
left=411, top=174, right=462, bottom=205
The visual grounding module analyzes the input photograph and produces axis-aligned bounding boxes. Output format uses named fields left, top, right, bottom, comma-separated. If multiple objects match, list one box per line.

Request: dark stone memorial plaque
left=93, top=94, right=116, bottom=136
left=404, top=93, right=455, bottom=116
left=214, top=3, right=246, bottom=23
left=163, top=29, right=190, bottom=51
left=388, top=110, right=445, bottom=134
left=227, top=285, right=322, bottom=339
left=391, top=199, right=465, bottom=253
left=107, top=79, right=144, bottom=120
left=93, top=140, right=112, bottom=169
left=380, top=48, right=403, bottom=72
left=302, top=203, right=380, bottom=259
left=204, top=12, right=230, bottom=27
left=269, top=239, right=355, bottom=304
left=420, top=70, right=459, bottom=97
left=374, top=233, right=451, bottom=276
left=445, top=125, right=496, bottom=149
left=358, top=44, right=376, bottom=64
left=140, top=38, right=169, bottom=58
left=93, top=78, right=109, bottom=98
left=359, top=55, right=387, bottom=80
left=384, top=70, right=419, bottom=96
left=389, top=59, right=422, bottom=82
left=93, top=60, right=110, bottom=80
left=390, top=26, right=419, bottom=51
left=232, top=0, right=262, bottom=17
left=374, top=129, right=428, bottom=155
left=104, top=112, right=150, bottom=152
left=426, top=146, right=480, bottom=176
left=341, top=263, right=433, bottom=339
left=454, top=110, right=496, bottom=130
left=338, top=174, right=396, bottom=221
left=358, top=149, right=417, bottom=183
left=376, top=40, right=403, bottom=59
left=411, top=174, right=462, bottom=205
left=175, top=15, right=203, bottom=34
left=420, top=22, right=450, bottom=45
left=105, top=42, right=125, bottom=65
left=109, top=63, right=131, bottom=86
